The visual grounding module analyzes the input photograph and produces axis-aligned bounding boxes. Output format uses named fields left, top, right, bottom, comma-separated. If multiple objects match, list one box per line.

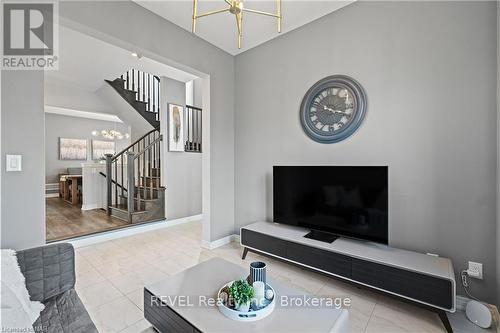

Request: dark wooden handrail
left=112, top=128, right=158, bottom=162
left=185, top=105, right=202, bottom=111
left=134, top=136, right=162, bottom=160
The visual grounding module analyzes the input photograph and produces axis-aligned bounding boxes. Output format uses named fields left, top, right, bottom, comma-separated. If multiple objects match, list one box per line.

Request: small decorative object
left=466, top=300, right=492, bottom=328
left=300, top=75, right=367, bottom=144
left=219, top=291, right=228, bottom=305
left=168, top=103, right=184, bottom=152
left=252, top=281, right=265, bottom=309
left=249, top=261, right=266, bottom=285
left=265, top=289, right=274, bottom=300
left=217, top=280, right=276, bottom=322
left=59, top=138, right=87, bottom=160
left=228, top=279, right=254, bottom=312
left=92, top=140, right=115, bottom=160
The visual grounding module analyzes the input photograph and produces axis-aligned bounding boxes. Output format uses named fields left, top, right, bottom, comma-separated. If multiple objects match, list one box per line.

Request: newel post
left=127, top=152, right=136, bottom=214
left=105, top=154, right=113, bottom=215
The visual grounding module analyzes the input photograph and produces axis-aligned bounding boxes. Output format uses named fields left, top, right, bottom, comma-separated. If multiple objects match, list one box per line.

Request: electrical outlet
left=467, top=261, right=483, bottom=279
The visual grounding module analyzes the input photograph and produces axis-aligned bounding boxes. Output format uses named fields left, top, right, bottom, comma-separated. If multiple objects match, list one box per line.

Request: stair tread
left=109, top=204, right=148, bottom=214
left=105, top=79, right=160, bottom=128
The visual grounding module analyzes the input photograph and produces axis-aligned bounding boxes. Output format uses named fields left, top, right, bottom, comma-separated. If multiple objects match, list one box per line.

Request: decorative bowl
left=217, top=280, right=275, bottom=322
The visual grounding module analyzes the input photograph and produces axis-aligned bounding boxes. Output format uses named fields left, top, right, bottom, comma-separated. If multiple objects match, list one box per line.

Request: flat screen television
left=273, top=166, right=388, bottom=244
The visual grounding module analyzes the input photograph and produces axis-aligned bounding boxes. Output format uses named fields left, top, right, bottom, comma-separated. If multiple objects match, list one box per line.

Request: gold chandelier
left=192, top=0, right=282, bottom=49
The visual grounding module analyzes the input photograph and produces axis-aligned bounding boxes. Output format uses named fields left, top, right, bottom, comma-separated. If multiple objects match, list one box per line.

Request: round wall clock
left=300, top=75, right=367, bottom=143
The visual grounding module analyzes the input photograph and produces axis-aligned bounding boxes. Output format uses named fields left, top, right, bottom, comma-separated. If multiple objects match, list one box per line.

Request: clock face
left=300, top=75, right=367, bottom=143
left=309, top=87, right=355, bottom=134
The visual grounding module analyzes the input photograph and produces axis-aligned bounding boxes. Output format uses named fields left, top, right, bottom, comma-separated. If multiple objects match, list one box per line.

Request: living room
left=1, top=1, right=499, bottom=333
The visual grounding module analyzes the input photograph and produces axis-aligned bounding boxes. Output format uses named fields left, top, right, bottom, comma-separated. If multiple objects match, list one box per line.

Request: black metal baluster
left=136, top=155, right=140, bottom=210
left=157, top=78, right=160, bottom=116
left=152, top=77, right=155, bottom=114
left=143, top=138, right=147, bottom=204
left=126, top=71, right=129, bottom=90
left=114, top=160, right=118, bottom=206
left=146, top=73, right=150, bottom=112
left=142, top=71, right=146, bottom=103
left=132, top=69, right=135, bottom=93
left=121, top=154, right=124, bottom=198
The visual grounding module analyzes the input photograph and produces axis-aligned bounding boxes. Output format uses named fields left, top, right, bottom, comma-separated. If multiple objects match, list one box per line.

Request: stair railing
left=127, top=134, right=163, bottom=213
left=120, top=69, right=161, bottom=120
left=185, top=105, right=202, bottom=153
left=105, top=129, right=161, bottom=217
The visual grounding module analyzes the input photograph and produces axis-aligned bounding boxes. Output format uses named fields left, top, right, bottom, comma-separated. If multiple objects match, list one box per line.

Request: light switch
left=6, top=155, right=22, bottom=172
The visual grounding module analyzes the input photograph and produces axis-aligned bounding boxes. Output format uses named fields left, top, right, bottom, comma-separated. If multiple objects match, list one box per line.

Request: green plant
left=228, top=279, right=254, bottom=305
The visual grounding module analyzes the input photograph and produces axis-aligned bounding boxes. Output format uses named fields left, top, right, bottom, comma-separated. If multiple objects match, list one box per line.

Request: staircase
left=102, top=69, right=165, bottom=224
left=105, top=69, right=161, bottom=129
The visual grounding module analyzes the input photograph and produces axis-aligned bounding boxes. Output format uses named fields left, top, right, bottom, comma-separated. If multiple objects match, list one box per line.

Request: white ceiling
left=135, top=0, right=354, bottom=55
left=46, top=26, right=198, bottom=92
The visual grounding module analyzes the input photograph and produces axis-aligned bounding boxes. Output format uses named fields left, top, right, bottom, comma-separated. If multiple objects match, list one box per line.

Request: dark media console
left=240, top=222, right=456, bottom=333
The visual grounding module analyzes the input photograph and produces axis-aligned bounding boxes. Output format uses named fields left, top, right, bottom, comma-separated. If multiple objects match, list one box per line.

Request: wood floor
left=46, top=197, right=129, bottom=242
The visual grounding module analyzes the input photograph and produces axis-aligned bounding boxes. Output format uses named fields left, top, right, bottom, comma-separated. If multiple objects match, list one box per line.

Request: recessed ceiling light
left=131, top=52, right=142, bottom=59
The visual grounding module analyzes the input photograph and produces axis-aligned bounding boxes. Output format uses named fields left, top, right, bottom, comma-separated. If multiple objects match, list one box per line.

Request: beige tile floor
left=74, top=221, right=446, bottom=333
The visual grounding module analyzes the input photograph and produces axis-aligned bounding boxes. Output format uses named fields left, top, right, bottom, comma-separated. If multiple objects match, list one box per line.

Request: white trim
left=45, top=105, right=123, bottom=123
left=201, top=233, right=239, bottom=250
left=45, top=193, right=60, bottom=198
left=51, top=214, right=202, bottom=248
left=81, top=204, right=100, bottom=211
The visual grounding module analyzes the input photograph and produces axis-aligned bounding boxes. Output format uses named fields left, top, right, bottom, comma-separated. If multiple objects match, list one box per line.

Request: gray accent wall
left=234, top=1, right=498, bottom=303
left=1, top=71, right=46, bottom=250
left=44, top=113, right=130, bottom=183
left=163, top=77, right=202, bottom=219
left=497, top=1, right=500, bottom=307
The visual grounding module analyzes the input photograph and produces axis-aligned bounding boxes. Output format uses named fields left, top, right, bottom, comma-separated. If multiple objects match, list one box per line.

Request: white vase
left=236, top=301, right=250, bottom=312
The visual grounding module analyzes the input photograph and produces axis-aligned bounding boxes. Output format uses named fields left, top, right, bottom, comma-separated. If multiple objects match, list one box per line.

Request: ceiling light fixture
left=192, top=0, right=282, bottom=49
left=92, top=129, right=130, bottom=140
left=131, top=52, right=143, bottom=59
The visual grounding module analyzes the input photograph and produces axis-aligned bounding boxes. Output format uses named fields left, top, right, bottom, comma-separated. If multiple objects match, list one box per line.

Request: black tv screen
left=273, top=166, right=388, bottom=244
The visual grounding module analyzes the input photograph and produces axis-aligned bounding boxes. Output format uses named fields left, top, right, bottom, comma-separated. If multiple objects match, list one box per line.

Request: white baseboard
left=202, top=233, right=240, bottom=250
left=45, top=193, right=59, bottom=198
left=53, top=214, right=202, bottom=248
left=81, top=204, right=101, bottom=211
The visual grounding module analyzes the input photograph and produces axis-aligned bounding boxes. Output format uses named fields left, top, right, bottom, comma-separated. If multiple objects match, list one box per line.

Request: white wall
left=235, top=1, right=498, bottom=303
left=44, top=113, right=130, bottom=183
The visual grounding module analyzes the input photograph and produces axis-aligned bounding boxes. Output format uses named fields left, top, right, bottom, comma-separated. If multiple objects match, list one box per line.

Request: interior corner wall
left=1, top=71, right=46, bottom=250
left=234, top=1, right=498, bottom=303
left=162, top=77, right=202, bottom=219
